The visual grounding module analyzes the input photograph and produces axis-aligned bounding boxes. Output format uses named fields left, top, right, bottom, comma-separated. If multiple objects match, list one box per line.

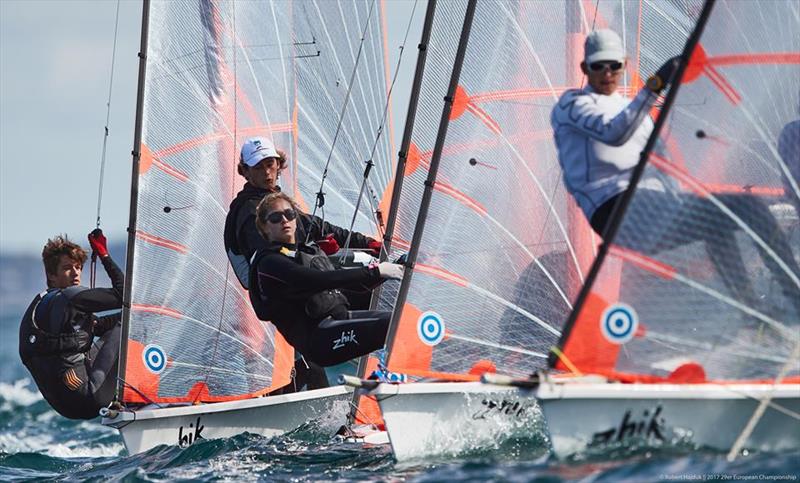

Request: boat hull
left=372, top=382, right=543, bottom=461
left=535, top=381, right=800, bottom=458
left=102, top=386, right=353, bottom=454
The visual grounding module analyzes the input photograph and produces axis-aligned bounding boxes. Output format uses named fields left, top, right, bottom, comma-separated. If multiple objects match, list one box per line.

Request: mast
left=374, top=0, right=438, bottom=267
left=348, top=0, right=438, bottom=421
left=384, top=0, right=478, bottom=356
left=548, top=0, right=717, bottom=368
left=115, top=0, right=151, bottom=402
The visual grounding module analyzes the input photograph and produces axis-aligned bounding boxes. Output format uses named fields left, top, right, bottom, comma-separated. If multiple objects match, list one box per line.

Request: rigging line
left=340, top=0, right=420, bottom=258
left=727, top=342, right=800, bottom=461
left=199, top=0, right=238, bottom=405
left=306, top=0, right=377, bottom=240
left=447, top=333, right=548, bottom=359
left=590, top=0, right=601, bottom=32
left=95, top=0, right=122, bottom=228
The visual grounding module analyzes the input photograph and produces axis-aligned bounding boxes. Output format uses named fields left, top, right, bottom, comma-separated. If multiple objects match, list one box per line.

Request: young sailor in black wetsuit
left=18, top=231, right=123, bottom=419
left=249, top=192, right=404, bottom=367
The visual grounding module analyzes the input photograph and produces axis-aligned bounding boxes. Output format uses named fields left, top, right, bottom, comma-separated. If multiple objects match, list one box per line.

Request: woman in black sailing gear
left=18, top=231, right=123, bottom=420
left=249, top=192, right=404, bottom=367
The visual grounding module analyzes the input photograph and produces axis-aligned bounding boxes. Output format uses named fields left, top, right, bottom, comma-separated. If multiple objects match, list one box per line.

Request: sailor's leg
left=293, top=357, right=330, bottom=390
left=306, top=312, right=390, bottom=367
left=673, top=194, right=759, bottom=304
left=724, top=194, right=800, bottom=316
left=87, top=324, right=121, bottom=408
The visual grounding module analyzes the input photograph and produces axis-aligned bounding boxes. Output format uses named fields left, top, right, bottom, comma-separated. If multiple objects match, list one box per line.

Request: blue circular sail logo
left=601, top=303, right=638, bottom=344
left=143, top=344, right=167, bottom=374
left=417, top=311, right=445, bottom=346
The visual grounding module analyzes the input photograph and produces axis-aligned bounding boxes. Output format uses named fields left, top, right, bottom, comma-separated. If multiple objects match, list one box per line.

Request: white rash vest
left=551, top=85, right=660, bottom=221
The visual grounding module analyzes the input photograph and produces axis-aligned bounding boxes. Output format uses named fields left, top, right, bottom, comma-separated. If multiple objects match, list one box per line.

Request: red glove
left=316, top=234, right=340, bottom=255
left=88, top=228, right=109, bottom=258
left=367, top=239, right=383, bottom=257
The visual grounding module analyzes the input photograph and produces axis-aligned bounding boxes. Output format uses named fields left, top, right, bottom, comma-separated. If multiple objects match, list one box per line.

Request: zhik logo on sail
left=332, top=330, right=358, bottom=350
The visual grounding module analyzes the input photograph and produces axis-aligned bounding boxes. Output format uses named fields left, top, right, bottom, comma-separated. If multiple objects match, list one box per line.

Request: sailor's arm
left=100, top=255, right=124, bottom=295
left=93, top=312, right=121, bottom=335
left=552, top=87, right=657, bottom=146
left=70, top=280, right=123, bottom=313
left=74, top=231, right=125, bottom=313
left=257, top=254, right=382, bottom=295
left=301, top=213, right=376, bottom=249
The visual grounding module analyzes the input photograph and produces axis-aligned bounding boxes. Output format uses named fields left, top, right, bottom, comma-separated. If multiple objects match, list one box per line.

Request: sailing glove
left=377, top=262, right=404, bottom=280
left=367, top=239, right=383, bottom=257
left=316, top=234, right=340, bottom=255
left=647, top=56, right=681, bottom=93
left=88, top=228, right=109, bottom=258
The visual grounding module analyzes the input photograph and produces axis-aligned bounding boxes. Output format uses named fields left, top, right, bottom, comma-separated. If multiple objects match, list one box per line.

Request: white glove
left=377, top=262, right=404, bottom=280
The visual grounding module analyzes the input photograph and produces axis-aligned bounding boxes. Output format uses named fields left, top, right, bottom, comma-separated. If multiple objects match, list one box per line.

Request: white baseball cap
left=584, top=29, right=626, bottom=64
left=240, top=137, right=279, bottom=167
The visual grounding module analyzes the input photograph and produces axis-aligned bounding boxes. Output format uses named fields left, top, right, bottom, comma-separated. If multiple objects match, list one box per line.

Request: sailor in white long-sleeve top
left=550, top=29, right=675, bottom=235
left=550, top=29, right=800, bottom=313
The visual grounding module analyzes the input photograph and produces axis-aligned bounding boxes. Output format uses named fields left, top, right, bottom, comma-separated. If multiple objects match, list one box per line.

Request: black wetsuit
left=19, top=256, right=123, bottom=419
left=249, top=242, right=390, bottom=367
left=223, top=183, right=376, bottom=289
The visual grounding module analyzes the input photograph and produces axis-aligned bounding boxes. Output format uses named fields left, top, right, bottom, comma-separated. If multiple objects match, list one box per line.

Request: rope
left=306, top=0, right=378, bottom=242
left=727, top=342, right=800, bottom=461
left=340, top=0, right=420, bottom=258
left=94, top=0, right=122, bottom=229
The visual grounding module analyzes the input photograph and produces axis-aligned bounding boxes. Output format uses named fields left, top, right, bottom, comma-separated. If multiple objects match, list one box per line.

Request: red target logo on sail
left=600, top=304, right=638, bottom=344
left=143, top=344, right=167, bottom=374
left=417, top=311, right=445, bottom=346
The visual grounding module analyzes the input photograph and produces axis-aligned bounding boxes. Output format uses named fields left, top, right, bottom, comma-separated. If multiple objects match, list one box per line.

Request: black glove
left=647, top=56, right=681, bottom=93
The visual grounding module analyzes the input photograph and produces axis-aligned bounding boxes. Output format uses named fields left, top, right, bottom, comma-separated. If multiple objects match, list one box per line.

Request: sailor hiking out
left=551, top=28, right=800, bottom=313
left=248, top=192, right=404, bottom=367
left=18, top=231, right=123, bottom=419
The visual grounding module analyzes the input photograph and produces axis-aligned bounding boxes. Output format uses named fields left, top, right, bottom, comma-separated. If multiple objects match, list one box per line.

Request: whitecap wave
left=0, top=431, right=123, bottom=458
left=0, top=378, right=42, bottom=409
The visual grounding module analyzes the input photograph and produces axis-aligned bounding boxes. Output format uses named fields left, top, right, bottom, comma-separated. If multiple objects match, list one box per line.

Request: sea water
left=1, top=312, right=798, bottom=482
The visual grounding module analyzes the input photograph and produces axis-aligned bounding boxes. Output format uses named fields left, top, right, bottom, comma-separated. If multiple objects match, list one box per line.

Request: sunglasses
left=588, top=61, right=624, bottom=72
left=263, top=208, right=297, bottom=224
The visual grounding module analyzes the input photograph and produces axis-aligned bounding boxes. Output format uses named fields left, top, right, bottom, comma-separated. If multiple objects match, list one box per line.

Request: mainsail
left=555, top=0, right=800, bottom=383
left=381, top=0, right=699, bottom=380
left=119, top=0, right=394, bottom=404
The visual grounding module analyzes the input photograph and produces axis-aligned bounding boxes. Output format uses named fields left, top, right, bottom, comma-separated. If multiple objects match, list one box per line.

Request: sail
left=122, top=0, right=393, bottom=404
left=382, top=0, right=666, bottom=379
left=557, top=0, right=800, bottom=382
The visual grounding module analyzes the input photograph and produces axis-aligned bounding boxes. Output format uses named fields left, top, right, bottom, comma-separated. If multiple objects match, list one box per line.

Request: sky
left=0, top=0, right=421, bottom=256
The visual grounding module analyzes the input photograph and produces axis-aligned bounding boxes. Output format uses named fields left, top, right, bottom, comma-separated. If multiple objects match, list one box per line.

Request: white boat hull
left=103, top=385, right=353, bottom=455
left=535, top=380, right=800, bottom=458
left=372, top=382, right=542, bottom=461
